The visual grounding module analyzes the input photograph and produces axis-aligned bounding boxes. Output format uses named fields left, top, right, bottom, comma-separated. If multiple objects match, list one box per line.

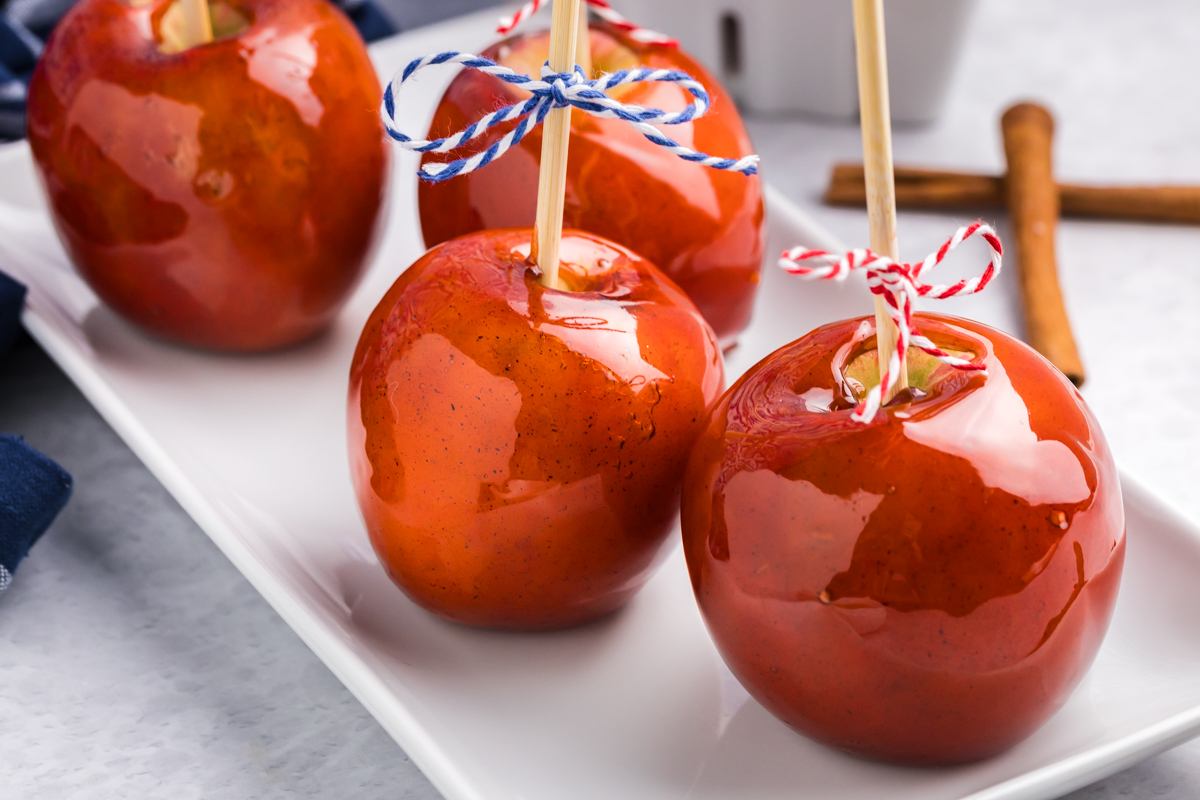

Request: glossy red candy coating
left=682, top=315, right=1125, bottom=764
left=26, top=0, right=388, bottom=351
left=349, top=229, right=724, bottom=630
left=417, top=24, right=764, bottom=347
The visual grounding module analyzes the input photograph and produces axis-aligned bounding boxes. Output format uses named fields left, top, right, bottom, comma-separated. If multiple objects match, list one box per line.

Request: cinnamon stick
left=827, top=164, right=1004, bottom=210
left=1002, top=102, right=1085, bottom=387
left=825, top=163, right=1200, bottom=226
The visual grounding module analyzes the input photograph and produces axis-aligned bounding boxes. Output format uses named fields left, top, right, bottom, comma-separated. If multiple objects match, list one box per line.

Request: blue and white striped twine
left=381, top=52, right=760, bottom=182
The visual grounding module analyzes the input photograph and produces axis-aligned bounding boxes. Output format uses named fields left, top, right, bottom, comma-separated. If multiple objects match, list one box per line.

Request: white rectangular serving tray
left=4, top=10, right=1200, bottom=800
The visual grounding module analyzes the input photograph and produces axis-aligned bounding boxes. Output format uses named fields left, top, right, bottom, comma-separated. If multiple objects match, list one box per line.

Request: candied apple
left=682, top=314, right=1124, bottom=763
left=417, top=22, right=764, bottom=346
left=349, top=229, right=724, bottom=629
left=26, top=0, right=388, bottom=351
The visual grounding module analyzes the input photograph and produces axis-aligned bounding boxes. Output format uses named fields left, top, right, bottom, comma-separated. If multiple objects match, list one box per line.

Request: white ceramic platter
left=4, top=9, right=1200, bottom=800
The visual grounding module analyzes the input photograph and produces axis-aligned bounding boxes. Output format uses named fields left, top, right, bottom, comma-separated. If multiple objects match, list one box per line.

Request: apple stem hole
left=842, top=345, right=976, bottom=406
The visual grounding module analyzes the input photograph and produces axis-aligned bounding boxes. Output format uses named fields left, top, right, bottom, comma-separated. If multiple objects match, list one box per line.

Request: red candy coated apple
left=418, top=22, right=764, bottom=346
left=682, top=314, right=1124, bottom=764
left=349, top=228, right=724, bottom=629
left=27, top=0, right=388, bottom=351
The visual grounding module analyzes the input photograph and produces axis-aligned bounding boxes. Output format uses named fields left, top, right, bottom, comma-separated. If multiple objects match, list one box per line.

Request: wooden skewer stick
left=851, top=0, right=907, bottom=400
left=533, top=0, right=583, bottom=290
left=575, top=0, right=593, bottom=79
left=825, top=162, right=1200, bottom=226
left=159, top=0, right=213, bottom=53
left=180, top=0, right=214, bottom=48
left=1002, top=103, right=1086, bottom=386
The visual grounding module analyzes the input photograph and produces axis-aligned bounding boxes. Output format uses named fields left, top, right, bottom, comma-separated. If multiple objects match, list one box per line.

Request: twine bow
left=498, top=0, right=678, bottom=47
left=381, top=53, right=759, bottom=182
left=779, top=221, right=1004, bottom=423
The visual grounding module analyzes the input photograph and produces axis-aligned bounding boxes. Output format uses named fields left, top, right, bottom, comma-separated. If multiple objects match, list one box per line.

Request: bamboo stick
left=851, top=0, right=907, bottom=400
left=180, top=0, right=213, bottom=47
left=575, top=0, right=593, bottom=78
left=533, top=0, right=583, bottom=290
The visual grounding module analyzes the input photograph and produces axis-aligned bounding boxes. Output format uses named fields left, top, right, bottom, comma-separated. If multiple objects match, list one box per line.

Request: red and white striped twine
left=779, top=221, right=1003, bottom=423
left=498, top=0, right=679, bottom=47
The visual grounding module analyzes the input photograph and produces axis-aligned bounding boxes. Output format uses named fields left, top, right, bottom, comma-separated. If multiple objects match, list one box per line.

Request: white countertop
left=3, top=0, right=1200, bottom=797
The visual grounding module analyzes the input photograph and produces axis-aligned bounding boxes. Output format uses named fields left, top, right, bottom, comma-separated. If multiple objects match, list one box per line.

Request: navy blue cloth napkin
left=0, top=7, right=40, bottom=140
left=0, top=271, right=73, bottom=597
left=0, top=434, right=72, bottom=595
left=338, top=0, right=396, bottom=45
left=0, top=0, right=399, bottom=140
left=0, top=268, right=25, bottom=357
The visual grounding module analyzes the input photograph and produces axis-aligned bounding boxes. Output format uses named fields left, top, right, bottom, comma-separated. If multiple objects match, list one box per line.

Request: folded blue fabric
left=0, top=0, right=398, bottom=141
left=0, top=436, right=72, bottom=595
left=0, top=12, right=40, bottom=140
left=0, top=269, right=26, bottom=358
left=338, top=0, right=396, bottom=45
left=0, top=270, right=72, bottom=596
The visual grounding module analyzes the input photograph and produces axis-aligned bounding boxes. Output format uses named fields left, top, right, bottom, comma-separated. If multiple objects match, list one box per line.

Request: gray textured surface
left=0, top=333, right=440, bottom=798
left=3, top=0, right=1200, bottom=797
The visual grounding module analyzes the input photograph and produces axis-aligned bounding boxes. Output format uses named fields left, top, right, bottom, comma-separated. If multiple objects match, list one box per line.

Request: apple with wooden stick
left=349, top=0, right=756, bottom=629
left=416, top=0, right=764, bottom=347
left=26, top=0, right=388, bottom=351
left=680, top=0, right=1124, bottom=764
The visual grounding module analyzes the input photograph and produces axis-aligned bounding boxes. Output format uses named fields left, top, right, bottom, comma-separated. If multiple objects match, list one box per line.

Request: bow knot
left=542, top=65, right=582, bottom=106
left=779, top=221, right=1003, bottom=423
left=381, top=52, right=759, bottom=183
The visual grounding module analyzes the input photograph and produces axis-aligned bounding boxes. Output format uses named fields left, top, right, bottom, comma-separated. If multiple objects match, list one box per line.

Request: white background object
left=611, top=0, right=978, bottom=123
